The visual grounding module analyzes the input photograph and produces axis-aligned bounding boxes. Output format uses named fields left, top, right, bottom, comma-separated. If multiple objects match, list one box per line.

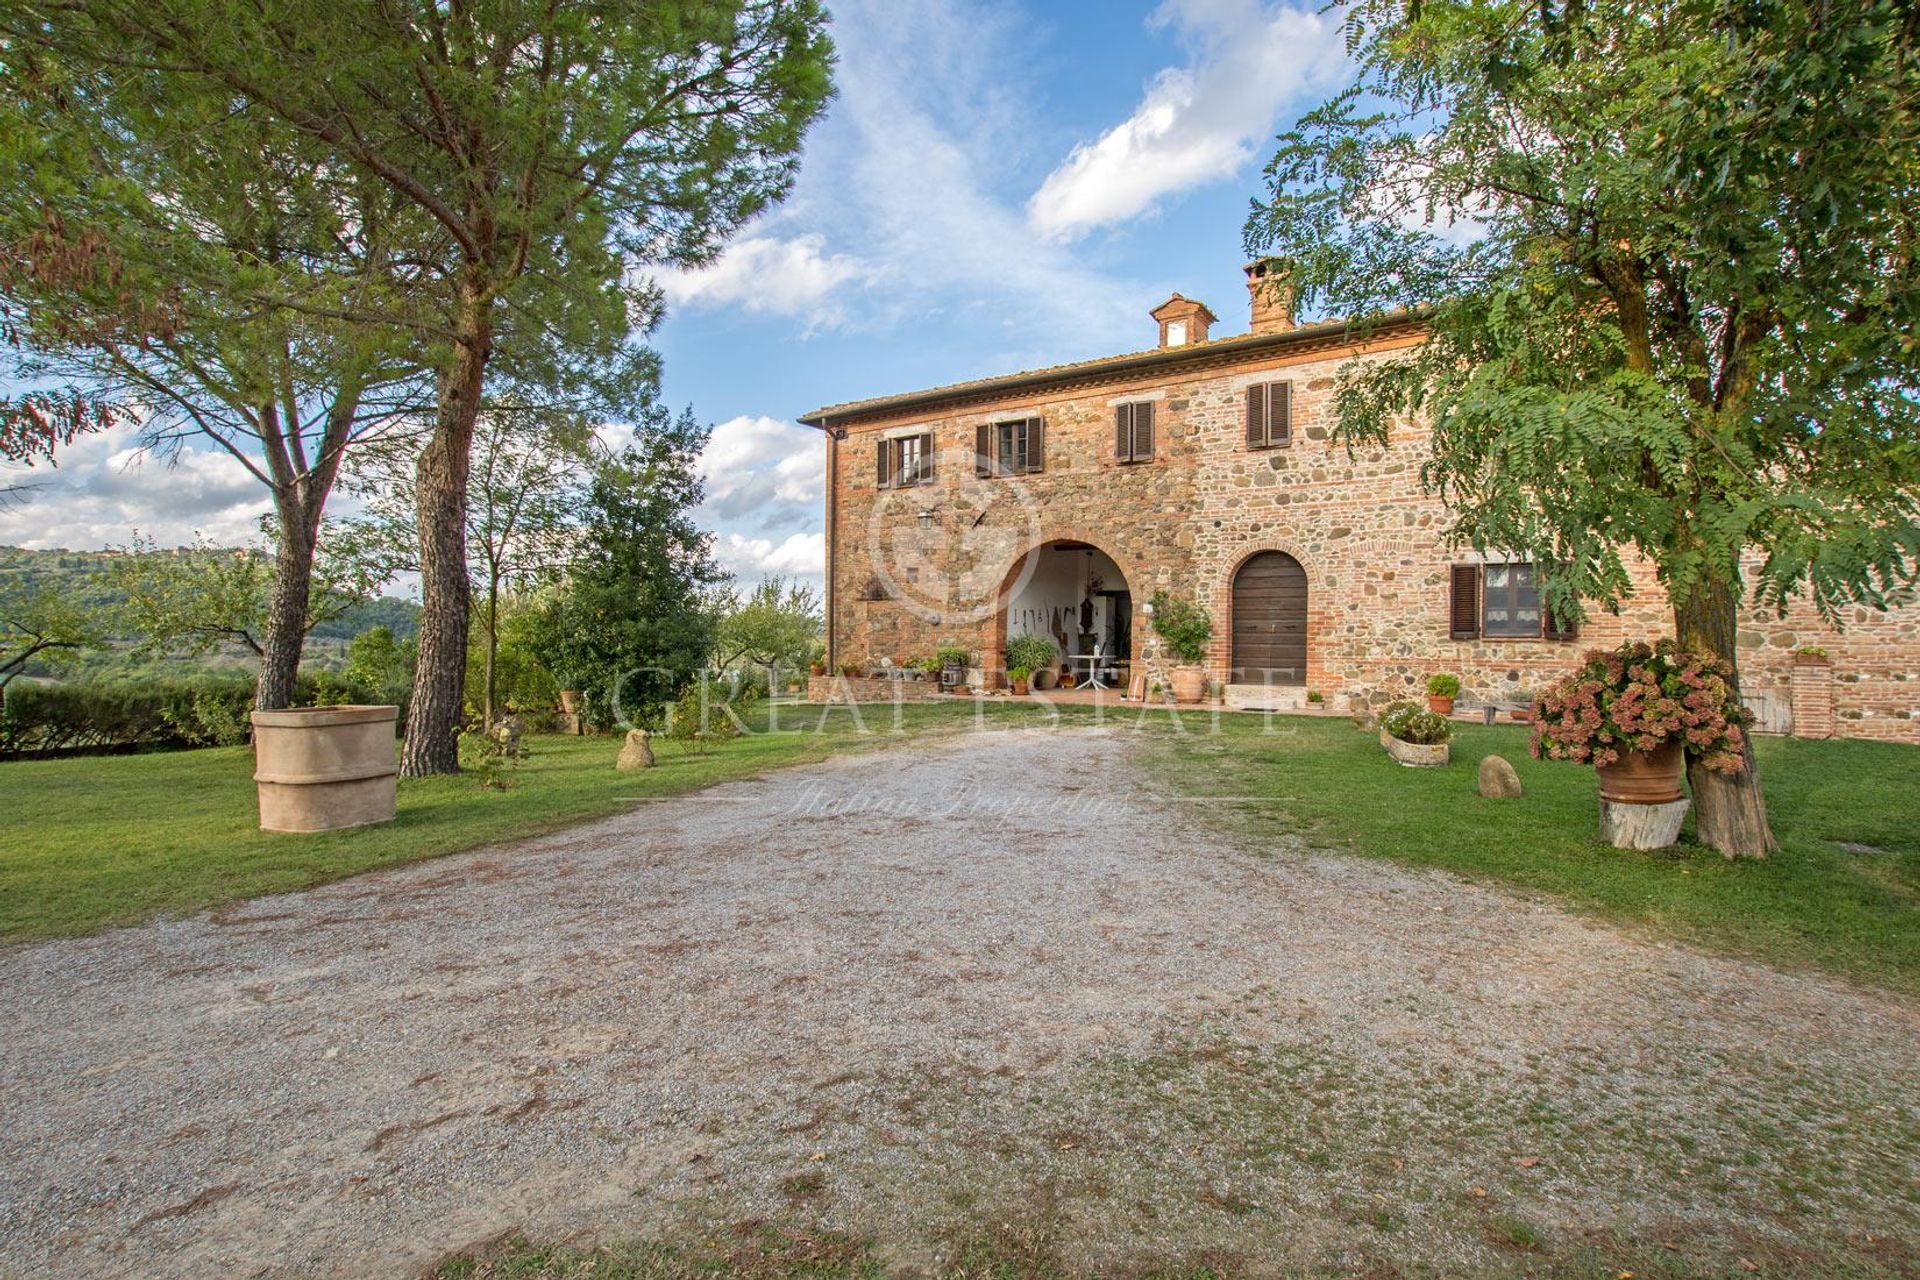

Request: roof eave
left=795, top=311, right=1424, bottom=429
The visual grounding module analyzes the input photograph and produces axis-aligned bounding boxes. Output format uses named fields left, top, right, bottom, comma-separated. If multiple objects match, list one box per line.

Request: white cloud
left=715, top=531, right=825, bottom=579
left=784, top=0, right=1153, bottom=361
left=0, top=421, right=271, bottom=550
left=659, top=233, right=880, bottom=328
left=692, top=415, right=825, bottom=589
left=1028, top=0, right=1349, bottom=240
left=696, top=414, right=824, bottom=522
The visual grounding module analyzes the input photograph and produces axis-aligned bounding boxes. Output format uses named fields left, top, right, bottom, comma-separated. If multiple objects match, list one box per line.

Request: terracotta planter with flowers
left=1532, top=641, right=1750, bottom=849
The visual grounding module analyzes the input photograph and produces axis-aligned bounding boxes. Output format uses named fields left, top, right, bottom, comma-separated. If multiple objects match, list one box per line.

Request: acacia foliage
left=1245, top=0, right=1920, bottom=624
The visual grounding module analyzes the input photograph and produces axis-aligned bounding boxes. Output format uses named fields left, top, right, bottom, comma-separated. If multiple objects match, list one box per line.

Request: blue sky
left=0, top=0, right=1354, bottom=594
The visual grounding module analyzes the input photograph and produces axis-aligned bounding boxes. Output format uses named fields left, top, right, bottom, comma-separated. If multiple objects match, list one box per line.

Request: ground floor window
left=1483, top=563, right=1542, bottom=637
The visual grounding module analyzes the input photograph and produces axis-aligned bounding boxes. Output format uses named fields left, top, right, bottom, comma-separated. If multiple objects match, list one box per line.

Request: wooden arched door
left=1232, top=552, right=1307, bottom=685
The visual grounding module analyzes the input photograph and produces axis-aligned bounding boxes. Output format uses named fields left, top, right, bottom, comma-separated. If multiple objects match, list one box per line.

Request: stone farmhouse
left=798, top=263, right=1920, bottom=744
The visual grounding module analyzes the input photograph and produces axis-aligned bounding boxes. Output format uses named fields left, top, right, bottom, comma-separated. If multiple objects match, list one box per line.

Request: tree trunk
left=401, top=290, right=490, bottom=776
left=256, top=491, right=317, bottom=712
left=1673, top=572, right=1777, bottom=858
left=483, top=575, right=500, bottom=732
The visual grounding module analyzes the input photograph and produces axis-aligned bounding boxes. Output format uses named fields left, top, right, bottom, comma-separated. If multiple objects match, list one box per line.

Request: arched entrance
left=993, top=540, right=1132, bottom=688
left=1232, top=551, right=1307, bottom=685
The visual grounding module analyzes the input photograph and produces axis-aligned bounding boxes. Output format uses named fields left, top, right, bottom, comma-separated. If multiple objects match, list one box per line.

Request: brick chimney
left=1244, top=259, right=1295, bottom=335
left=1149, top=293, right=1217, bottom=349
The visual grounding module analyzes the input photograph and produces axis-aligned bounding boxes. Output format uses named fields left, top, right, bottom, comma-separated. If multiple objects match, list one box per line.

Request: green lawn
left=1156, top=714, right=1920, bottom=995
left=0, top=701, right=1060, bottom=943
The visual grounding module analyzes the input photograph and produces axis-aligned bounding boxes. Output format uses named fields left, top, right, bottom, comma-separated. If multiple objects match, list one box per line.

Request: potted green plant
left=1426, top=672, right=1460, bottom=715
left=1531, top=640, right=1750, bottom=848
left=935, top=643, right=971, bottom=689
left=1005, top=633, right=1058, bottom=691
left=1008, top=665, right=1032, bottom=695
left=1149, top=591, right=1212, bottom=703
left=1378, top=700, right=1452, bottom=767
left=838, top=660, right=863, bottom=678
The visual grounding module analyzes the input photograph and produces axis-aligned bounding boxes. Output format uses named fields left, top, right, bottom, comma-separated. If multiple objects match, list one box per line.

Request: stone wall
left=821, top=333, right=1920, bottom=744
left=805, top=674, right=940, bottom=705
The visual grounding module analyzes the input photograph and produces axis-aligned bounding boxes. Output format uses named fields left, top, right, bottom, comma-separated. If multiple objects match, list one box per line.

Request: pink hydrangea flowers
left=1530, top=640, right=1750, bottom=772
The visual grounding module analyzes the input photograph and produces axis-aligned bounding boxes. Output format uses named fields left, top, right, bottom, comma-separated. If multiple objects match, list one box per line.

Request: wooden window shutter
left=1449, top=564, right=1481, bottom=640
left=1134, top=402, right=1154, bottom=460
left=918, top=431, right=934, bottom=482
left=1246, top=384, right=1265, bottom=448
left=1272, top=381, right=1292, bottom=446
left=975, top=424, right=992, bottom=477
left=876, top=438, right=893, bottom=488
left=1115, top=404, right=1132, bottom=461
left=1025, top=417, right=1044, bottom=473
left=1543, top=596, right=1578, bottom=641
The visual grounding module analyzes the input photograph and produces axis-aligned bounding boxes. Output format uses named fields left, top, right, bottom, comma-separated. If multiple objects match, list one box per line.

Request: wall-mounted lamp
left=916, top=508, right=936, bottom=528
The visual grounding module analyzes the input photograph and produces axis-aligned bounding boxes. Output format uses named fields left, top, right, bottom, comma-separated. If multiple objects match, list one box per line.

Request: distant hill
left=2, top=545, right=422, bottom=682
left=0, top=545, right=421, bottom=640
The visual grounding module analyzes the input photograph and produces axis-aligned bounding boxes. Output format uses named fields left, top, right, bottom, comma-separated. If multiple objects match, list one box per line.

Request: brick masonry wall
left=821, top=335, right=1920, bottom=744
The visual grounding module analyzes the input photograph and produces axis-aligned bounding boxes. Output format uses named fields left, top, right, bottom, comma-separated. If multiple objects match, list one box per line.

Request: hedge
left=0, top=672, right=400, bottom=758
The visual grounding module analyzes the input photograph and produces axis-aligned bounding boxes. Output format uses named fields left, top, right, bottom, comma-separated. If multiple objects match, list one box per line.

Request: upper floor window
left=1449, top=562, right=1577, bottom=641
left=1115, top=401, right=1155, bottom=463
left=975, top=417, right=1044, bottom=477
left=1246, top=381, right=1292, bottom=449
left=877, top=431, right=933, bottom=488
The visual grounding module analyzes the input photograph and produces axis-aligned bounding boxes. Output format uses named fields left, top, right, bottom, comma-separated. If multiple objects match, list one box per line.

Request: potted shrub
left=1426, top=673, right=1460, bottom=715
left=1008, top=665, right=1032, bottom=695
left=1005, top=633, right=1058, bottom=692
left=838, top=660, right=863, bottom=678
left=935, top=643, right=971, bottom=689
left=1378, top=700, right=1451, bottom=767
left=1531, top=640, right=1750, bottom=849
left=1150, top=591, right=1212, bottom=703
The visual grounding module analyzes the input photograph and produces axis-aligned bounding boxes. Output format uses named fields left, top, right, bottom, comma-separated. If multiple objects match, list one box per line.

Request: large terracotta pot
left=251, top=705, right=399, bottom=833
left=1170, top=665, right=1206, bottom=704
left=1032, top=666, right=1058, bottom=691
left=1595, top=740, right=1685, bottom=805
left=1427, top=695, right=1455, bottom=715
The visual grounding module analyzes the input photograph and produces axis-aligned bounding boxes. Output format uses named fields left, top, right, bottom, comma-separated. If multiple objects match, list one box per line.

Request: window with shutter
left=975, top=418, right=1044, bottom=477
left=1247, top=382, right=1292, bottom=449
left=1449, top=564, right=1480, bottom=640
left=878, top=432, right=934, bottom=488
left=1116, top=402, right=1153, bottom=463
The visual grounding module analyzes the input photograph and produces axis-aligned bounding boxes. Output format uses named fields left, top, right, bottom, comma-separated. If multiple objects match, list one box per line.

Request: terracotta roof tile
left=797, top=311, right=1421, bottom=426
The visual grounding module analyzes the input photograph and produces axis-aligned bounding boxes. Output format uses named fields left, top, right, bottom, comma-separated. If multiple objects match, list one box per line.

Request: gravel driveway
left=2, top=727, right=1916, bottom=1278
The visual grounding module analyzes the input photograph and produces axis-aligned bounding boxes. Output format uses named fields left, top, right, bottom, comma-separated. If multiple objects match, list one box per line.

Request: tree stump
left=1599, top=798, right=1688, bottom=850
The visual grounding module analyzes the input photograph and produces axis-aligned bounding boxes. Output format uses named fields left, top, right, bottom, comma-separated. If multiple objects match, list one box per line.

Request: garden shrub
left=1149, top=592, right=1212, bottom=664
left=0, top=676, right=257, bottom=757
